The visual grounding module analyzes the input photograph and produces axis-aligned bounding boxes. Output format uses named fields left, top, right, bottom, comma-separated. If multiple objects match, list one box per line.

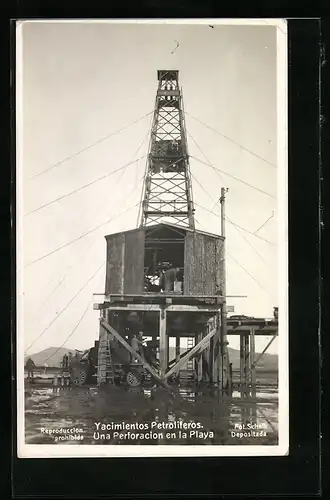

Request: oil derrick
left=140, top=70, right=195, bottom=229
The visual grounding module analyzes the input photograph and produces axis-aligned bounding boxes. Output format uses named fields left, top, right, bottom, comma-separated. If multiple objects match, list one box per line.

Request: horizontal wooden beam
left=104, top=304, right=221, bottom=313
left=94, top=302, right=233, bottom=313
left=227, top=326, right=278, bottom=335
left=164, top=328, right=216, bottom=380
left=93, top=293, right=246, bottom=298
left=104, top=293, right=224, bottom=300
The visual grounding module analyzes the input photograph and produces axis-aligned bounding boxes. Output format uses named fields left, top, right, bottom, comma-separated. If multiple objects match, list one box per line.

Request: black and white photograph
left=16, top=18, right=288, bottom=457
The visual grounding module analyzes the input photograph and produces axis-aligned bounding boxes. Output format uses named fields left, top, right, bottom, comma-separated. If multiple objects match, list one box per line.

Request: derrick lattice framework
left=140, top=70, right=195, bottom=229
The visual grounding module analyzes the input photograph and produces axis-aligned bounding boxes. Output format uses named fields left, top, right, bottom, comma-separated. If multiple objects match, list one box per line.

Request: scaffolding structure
left=139, top=70, right=195, bottom=229
left=93, top=69, right=278, bottom=401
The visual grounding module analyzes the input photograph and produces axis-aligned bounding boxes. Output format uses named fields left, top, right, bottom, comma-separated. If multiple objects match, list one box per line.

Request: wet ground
left=24, top=379, right=278, bottom=446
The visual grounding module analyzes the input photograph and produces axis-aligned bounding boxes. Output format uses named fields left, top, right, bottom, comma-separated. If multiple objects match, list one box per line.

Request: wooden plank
left=203, top=236, right=216, bottom=295
left=105, top=293, right=222, bottom=298
left=164, top=327, right=216, bottom=380
left=100, top=319, right=170, bottom=388
left=184, top=231, right=204, bottom=295
left=124, top=229, right=145, bottom=294
left=107, top=304, right=221, bottom=312
left=227, top=326, right=278, bottom=335
left=93, top=304, right=104, bottom=310
left=105, top=234, right=125, bottom=294
left=215, top=237, right=225, bottom=296
left=105, top=293, right=224, bottom=300
left=167, top=305, right=220, bottom=312
left=184, top=233, right=224, bottom=296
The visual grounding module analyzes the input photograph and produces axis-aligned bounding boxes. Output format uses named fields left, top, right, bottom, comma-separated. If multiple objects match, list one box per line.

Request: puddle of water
left=24, top=384, right=278, bottom=446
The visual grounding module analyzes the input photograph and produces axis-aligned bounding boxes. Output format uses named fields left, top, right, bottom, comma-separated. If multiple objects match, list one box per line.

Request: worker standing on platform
left=145, top=340, right=158, bottom=368
left=131, top=331, right=145, bottom=363
left=164, top=266, right=180, bottom=292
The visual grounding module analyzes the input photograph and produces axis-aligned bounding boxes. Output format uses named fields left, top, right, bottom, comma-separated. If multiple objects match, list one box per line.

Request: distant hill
left=24, top=347, right=77, bottom=368
left=26, top=345, right=277, bottom=371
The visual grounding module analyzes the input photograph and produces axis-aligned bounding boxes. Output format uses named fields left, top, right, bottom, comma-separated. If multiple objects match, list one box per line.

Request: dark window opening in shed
left=144, top=225, right=185, bottom=293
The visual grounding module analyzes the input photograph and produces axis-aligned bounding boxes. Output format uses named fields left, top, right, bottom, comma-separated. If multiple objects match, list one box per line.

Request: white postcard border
left=16, top=18, right=288, bottom=458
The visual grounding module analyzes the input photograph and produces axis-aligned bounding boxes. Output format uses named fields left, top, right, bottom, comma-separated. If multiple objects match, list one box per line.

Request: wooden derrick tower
left=94, top=70, right=231, bottom=394
left=140, top=70, right=195, bottom=229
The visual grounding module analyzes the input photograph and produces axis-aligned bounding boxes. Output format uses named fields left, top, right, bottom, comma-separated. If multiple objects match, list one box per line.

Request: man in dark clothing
left=25, top=358, right=35, bottom=381
left=131, top=331, right=145, bottom=363
left=62, top=353, right=69, bottom=370
left=144, top=341, right=158, bottom=368
left=164, top=267, right=180, bottom=292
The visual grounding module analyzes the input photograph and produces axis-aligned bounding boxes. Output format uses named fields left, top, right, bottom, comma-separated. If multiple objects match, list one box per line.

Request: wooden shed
left=104, top=223, right=225, bottom=297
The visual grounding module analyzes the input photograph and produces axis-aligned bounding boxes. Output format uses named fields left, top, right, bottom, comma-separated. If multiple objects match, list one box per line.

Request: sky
left=18, top=20, right=284, bottom=357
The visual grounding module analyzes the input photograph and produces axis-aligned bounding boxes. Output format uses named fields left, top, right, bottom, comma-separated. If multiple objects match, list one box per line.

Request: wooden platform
left=101, top=292, right=223, bottom=304
left=94, top=292, right=224, bottom=313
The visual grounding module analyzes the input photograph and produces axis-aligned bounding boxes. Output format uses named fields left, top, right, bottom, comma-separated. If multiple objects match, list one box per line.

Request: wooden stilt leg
left=159, top=307, right=167, bottom=378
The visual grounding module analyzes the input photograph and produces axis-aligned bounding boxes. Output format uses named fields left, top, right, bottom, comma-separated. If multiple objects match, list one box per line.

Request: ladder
left=186, top=337, right=195, bottom=372
left=97, top=338, right=115, bottom=385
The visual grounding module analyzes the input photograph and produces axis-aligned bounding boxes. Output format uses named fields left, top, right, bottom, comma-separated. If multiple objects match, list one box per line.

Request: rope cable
left=194, top=202, right=275, bottom=246
left=25, top=262, right=105, bottom=354
left=25, top=155, right=147, bottom=217
left=43, top=299, right=92, bottom=363
left=25, top=201, right=140, bottom=268
left=185, top=111, right=277, bottom=168
left=190, top=155, right=275, bottom=199
left=29, top=110, right=153, bottom=180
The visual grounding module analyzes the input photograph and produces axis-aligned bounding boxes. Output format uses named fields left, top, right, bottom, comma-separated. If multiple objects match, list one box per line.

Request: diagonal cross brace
left=164, top=328, right=216, bottom=380
left=100, top=319, right=170, bottom=389
left=245, top=334, right=277, bottom=379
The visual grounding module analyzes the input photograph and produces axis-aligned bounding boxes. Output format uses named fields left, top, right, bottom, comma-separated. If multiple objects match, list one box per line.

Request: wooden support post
left=159, top=307, right=167, bottom=377
left=244, top=333, right=250, bottom=397
left=240, top=333, right=244, bottom=398
left=239, top=333, right=251, bottom=423
left=166, top=335, right=170, bottom=370
left=250, top=327, right=256, bottom=397
left=204, top=317, right=213, bottom=383
left=194, top=333, right=198, bottom=374
left=219, top=187, right=228, bottom=392
left=175, top=334, right=180, bottom=362
left=219, top=305, right=229, bottom=394
left=250, top=327, right=257, bottom=420
left=127, top=331, right=133, bottom=362
left=197, top=332, right=203, bottom=382
left=202, top=326, right=211, bottom=382
left=213, top=312, right=220, bottom=386
left=209, top=335, right=215, bottom=383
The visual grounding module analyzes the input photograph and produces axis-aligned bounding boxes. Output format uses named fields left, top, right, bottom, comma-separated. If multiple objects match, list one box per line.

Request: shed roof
left=104, top=222, right=224, bottom=241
